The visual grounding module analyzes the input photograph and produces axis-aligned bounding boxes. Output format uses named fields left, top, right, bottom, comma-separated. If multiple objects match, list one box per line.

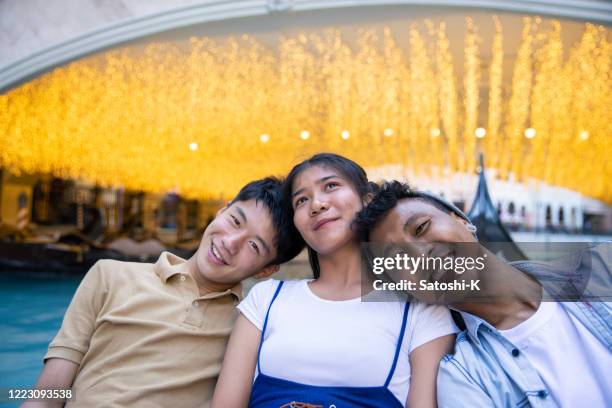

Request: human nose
left=309, top=195, right=329, bottom=216
left=412, top=241, right=434, bottom=257
left=222, top=230, right=247, bottom=256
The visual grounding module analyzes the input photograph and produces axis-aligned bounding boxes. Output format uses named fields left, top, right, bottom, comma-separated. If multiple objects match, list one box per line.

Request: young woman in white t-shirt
left=212, top=153, right=456, bottom=408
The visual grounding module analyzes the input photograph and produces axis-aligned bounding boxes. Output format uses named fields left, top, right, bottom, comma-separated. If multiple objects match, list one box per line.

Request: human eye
left=230, top=215, right=241, bottom=227
left=249, top=241, right=260, bottom=254
left=325, top=181, right=339, bottom=190
left=294, top=196, right=307, bottom=208
left=415, top=219, right=430, bottom=236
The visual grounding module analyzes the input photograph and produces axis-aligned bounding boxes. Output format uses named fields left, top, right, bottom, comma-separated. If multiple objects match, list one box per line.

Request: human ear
left=253, top=264, right=279, bottom=279
left=449, top=212, right=477, bottom=234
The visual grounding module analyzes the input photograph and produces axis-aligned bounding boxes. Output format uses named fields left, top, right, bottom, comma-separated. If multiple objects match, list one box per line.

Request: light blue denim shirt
left=437, top=244, right=612, bottom=408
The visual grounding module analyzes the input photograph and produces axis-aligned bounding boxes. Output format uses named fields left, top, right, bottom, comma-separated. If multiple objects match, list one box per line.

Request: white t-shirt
left=238, top=279, right=458, bottom=405
left=500, top=301, right=612, bottom=407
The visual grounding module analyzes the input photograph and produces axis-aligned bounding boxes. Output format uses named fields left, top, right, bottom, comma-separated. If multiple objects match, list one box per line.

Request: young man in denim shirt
left=356, top=181, right=611, bottom=407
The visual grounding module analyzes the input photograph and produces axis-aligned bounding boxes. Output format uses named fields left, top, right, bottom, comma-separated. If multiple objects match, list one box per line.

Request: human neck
left=185, top=256, right=235, bottom=296
left=452, top=257, right=542, bottom=330
left=315, top=241, right=363, bottom=289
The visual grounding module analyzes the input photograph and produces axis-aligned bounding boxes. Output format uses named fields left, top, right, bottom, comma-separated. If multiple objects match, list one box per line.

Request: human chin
left=310, top=227, right=352, bottom=254
left=195, top=246, right=217, bottom=276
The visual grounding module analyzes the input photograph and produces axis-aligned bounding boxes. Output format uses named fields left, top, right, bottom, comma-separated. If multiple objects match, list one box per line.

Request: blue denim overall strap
left=250, top=280, right=410, bottom=408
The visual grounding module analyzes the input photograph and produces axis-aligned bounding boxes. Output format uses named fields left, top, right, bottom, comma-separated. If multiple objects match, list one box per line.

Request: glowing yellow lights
left=0, top=18, right=609, bottom=202
left=475, top=127, right=486, bottom=138
left=579, top=130, right=589, bottom=141
left=524, top=128, right=536, bottom=139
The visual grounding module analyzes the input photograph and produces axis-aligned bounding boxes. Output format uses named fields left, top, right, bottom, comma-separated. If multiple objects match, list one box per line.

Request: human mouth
left=431, top=267, right=449, bottom=282
left=313, top=217, right=340, bottom=231
left=431, top=251, right=454, bottom=282
left=208, top=242, right=228, bottom=265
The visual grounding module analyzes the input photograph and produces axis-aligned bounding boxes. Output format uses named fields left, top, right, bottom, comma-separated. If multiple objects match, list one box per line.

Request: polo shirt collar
left=154, top=251, right=243, bottom=300
left=155, top=251, right=188, bottom=282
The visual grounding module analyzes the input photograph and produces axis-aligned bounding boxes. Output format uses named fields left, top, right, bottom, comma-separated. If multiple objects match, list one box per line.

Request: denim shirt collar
left=457, top=260, right=548, bottom=345
left=459, top=310, right=497, bottom=345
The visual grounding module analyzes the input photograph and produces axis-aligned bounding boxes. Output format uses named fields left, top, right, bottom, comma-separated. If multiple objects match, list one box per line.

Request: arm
left=211, top=314, right=262, bottom=408
left=436, top=356, right=493, bottom=408
left=22, top=262, right=107, bottom=407
left=21, top=359, right=79, bottom=408
left=407, top=334, right=455, bottom=408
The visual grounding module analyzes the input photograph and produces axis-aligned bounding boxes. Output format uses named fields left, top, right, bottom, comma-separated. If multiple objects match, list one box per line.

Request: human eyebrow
left=319, top=175, right=340, bottom=184
left=292, top=175, right=341, bottom=198
left=255, top=236, right=271, bottom=256
left=235, top=206, right=247, bottom=224
left=292, top=188, right=305, bottom=198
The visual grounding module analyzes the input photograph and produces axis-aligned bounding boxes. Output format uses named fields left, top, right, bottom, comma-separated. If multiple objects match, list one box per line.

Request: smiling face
left=291, top=165, right=364, bottom=256
left=193, top=199, right=278, bottom=285
left=369, top=198, right=477, bottom=247
left=369, top=198, right=479, bottom=303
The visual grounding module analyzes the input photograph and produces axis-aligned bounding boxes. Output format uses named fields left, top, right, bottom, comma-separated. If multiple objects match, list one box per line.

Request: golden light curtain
left=0, top=18, right=610, bottom=201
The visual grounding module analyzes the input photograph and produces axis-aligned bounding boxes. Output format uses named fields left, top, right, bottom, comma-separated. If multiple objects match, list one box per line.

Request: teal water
left=0, top=273, right=81, bottom=407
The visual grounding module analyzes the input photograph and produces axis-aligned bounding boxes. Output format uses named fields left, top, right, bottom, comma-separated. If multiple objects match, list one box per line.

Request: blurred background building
left=1, top=0, right=611, bottom=253
left=0, top=1, right=610, bottom=398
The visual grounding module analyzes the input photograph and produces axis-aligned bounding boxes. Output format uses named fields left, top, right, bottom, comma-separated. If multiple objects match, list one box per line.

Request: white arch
left=1, top=0, right=610, bottom=91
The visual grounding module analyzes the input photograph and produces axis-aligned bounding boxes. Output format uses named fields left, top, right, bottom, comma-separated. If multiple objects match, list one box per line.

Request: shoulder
left=93, top=258, right=154, bottom=273
left=439, top=329, right=508, bottom=390
left=448, top=331, right=477, bottom=363
left=408, top=300, right=455, bottom=329
left=241, top=279, right=288, bottom=308
left=247, top=278, right=284, bottom=296
left=250, top=278, right=308, bottom=293
left=88, top=259, right=156, bottom=286
left=410, top=299, right=450, bottom=314
left=438, top=331, right=482, bottom=383
left=238, top=279, right=297, bottom=330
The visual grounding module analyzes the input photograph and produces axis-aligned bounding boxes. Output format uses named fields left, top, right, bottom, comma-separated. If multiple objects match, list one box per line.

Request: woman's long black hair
left=282, top=153, right=372, bottom=279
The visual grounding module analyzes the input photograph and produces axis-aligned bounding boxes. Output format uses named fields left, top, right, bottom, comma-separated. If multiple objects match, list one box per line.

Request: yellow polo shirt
left=45, top=252, right=242, bottom=407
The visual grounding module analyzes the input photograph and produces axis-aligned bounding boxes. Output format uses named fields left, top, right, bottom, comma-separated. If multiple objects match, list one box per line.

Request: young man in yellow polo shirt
left=24, top=177, right=304, bottom=407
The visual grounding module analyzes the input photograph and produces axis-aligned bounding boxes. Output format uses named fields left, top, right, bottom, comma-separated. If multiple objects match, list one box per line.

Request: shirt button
left=537, top=390, right=548, bottom=399
left=180, top=275, right=186, bottom=282
left=193, top=301, right=199, bottom=307
left=511, top=348, right=520, bottom=357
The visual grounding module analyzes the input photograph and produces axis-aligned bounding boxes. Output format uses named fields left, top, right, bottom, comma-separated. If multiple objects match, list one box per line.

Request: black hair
left=355, top=180, right=472, bottom=241
left=230, top=177, right=304, bottom=265
left=282, top=153, right=371, bottom=278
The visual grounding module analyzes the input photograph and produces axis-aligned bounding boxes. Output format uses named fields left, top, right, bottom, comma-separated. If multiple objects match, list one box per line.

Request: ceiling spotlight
left=341, top=130, right=350, bottom=140
left=524, top=128, right=536, bottom=139
left=384, top=128, right=394, bottom=137
left=260, top=134, right=270, bottom=143
left=188, top=142, right=198, bottom=151
left=431, top=128, right=441, bottom=137
left=300, top=130, right=310, bottom=140
left=475, top=127, right=486, bottom=138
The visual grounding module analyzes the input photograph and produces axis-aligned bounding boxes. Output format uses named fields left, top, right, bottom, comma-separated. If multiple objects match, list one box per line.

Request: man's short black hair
left=355, top=180, right=472, bottom=241
left=230, top=177, right=304, bottom=265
